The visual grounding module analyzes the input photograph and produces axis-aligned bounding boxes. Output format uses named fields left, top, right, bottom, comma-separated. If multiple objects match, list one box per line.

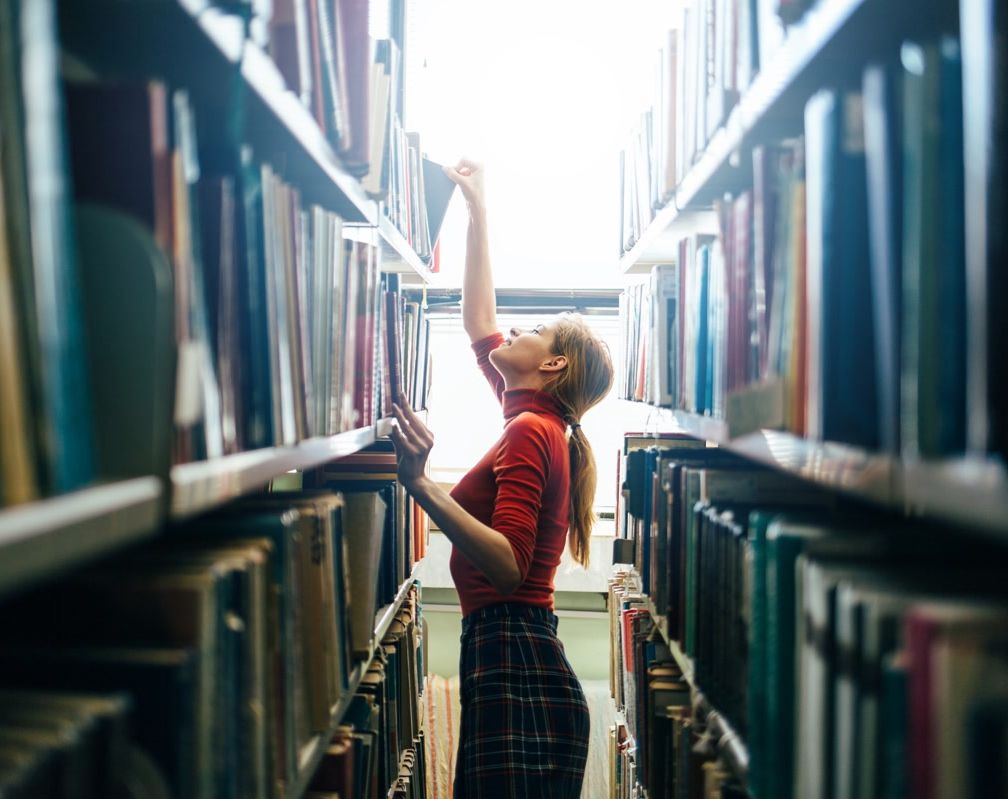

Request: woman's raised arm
left=444, top=159, right=497, bottom=343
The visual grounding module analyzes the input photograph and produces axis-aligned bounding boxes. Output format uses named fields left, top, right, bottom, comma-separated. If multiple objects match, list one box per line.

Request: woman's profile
left=388, top=159, right=614, bottom=798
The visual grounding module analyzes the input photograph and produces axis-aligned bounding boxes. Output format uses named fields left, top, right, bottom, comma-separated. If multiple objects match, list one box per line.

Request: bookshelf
left=0, top=478, right=162, bottom=599
left=1, top=0, right=433, bottom=793
left=619, top=0, right=917, bottom=273
left=618, top=0, right=1008, bottom=544
left=0, top=417, right=402, bottom=602
left=286, top=571, right=419, bottom=799
left=60, top=0, right=436, bottom=279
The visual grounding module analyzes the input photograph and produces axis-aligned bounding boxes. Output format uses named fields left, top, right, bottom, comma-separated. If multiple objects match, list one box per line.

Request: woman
left=389, top=160, right=614, bottom=798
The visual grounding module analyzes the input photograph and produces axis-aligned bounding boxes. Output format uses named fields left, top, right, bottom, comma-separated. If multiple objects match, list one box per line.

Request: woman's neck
left=501, top=373, right=547, bottom=392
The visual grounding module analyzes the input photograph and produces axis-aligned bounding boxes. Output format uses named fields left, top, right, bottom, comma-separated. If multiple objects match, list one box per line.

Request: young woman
left=389, top=159, right=614, bottom=798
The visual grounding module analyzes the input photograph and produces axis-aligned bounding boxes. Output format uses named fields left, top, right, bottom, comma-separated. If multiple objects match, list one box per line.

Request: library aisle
left=1, top=0, right=1007, bottom=797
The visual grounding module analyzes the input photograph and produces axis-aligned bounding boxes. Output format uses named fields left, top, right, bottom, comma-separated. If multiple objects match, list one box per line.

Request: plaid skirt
left=454, top=603, right=590, bottom=799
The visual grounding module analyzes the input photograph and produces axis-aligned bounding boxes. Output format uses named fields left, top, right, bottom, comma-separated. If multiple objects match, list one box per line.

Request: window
left=425, top=309, right=653, bottom=530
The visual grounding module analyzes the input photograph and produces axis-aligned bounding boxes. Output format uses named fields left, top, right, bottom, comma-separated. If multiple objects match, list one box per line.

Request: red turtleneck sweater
left=448, top=332, right=571, bottom=617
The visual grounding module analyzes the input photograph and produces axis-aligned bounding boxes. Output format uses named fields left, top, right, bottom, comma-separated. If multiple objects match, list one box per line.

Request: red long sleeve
left=449, top=334, right=571, bottom=617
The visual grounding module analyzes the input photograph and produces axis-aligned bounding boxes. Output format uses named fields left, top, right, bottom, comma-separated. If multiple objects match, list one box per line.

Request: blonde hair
left=542, top=313, right=615, bottom=567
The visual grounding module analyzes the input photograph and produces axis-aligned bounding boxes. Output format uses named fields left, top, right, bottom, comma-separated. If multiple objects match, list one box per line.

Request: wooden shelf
left=171, top=420, right=399, bottom=520
left=620, top=0, right=913, bottom=273
left=0, top=478, right=162, bottom=599
left=286, top=572, right=419, bottom=799
left=632, top=404, right=1008, bottom=538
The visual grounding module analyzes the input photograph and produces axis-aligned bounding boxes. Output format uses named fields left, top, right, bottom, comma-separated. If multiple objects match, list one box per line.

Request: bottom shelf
left=286, top=571, right=419, bottom=799
left=646, top=597, right=750, bottom=789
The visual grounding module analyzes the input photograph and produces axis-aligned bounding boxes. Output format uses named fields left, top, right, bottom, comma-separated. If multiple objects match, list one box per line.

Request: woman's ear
left=539, top=354, right=567, bottom=373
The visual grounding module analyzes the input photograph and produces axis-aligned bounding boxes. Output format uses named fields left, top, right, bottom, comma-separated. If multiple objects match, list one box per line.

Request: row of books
left=309, top=589, right=426, bottom=799
left=608, top=572, right=747, bottom=799
left=265, top=0, right=452, bottom=265
left=269, top=0, right=391, bottom=181
left=0, top=28, right=433, bottom=507
left=618, top=0, right=792, bottom=253
left=621, top=31, right=1006, bottom=460
left=617, top=435, right=1008, bottom=799
left=0, top=472, right=425, bottom=799
left=384, top=132, right=455, bottom=269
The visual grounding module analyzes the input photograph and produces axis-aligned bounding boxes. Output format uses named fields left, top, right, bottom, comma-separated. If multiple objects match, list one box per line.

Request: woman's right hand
left=443, top=159, right=485, bottom=209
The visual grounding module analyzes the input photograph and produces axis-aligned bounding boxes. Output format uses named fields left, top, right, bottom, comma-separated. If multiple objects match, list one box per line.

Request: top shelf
left=62, top=0, right=433, bottom=282
left=621, top=0, right=913, bottom=273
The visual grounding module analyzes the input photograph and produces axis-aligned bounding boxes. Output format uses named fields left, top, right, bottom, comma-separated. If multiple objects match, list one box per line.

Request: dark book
left=1, top=0, right=94, bottom=495
left=238, top=148, right=274, bottom=448
left=901, top=41, right=967, bottom=458
left=419, top=158, right=458, bottom=264
left=863, top=59, right=904, bottom=454
left=199, top=177, right=245, bottom=455
left=960, top=0, right=1008, bottom=459
left=804, top=88, right=877, bottom=449
left=75, top=205, right=175, bottom=481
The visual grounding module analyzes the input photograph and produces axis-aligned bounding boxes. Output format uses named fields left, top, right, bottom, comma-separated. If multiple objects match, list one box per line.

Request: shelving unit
left=286, top=572, right=419, bottom=799
left=620, top=0, right=918, bottom=273
left=61, top=0, right=433, bottom=282
left=0, top=478, right=163, bottom=600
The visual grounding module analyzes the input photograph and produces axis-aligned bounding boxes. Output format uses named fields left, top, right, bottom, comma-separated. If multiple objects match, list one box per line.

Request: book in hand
left=420, top=157, right=458, bottom=263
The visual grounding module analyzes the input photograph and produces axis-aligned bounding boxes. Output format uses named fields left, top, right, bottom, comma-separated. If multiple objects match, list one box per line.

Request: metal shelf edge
left=0, top=478, right=163, bottom=598
left=170, top=424, right=382, bottom=520
left=377, top=217, right=434, bottom=282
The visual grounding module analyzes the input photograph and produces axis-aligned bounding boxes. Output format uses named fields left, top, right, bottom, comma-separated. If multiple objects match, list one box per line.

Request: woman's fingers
left=393, top=400, right=433, bottom=450
left=389, top=423, right=420, bottom=457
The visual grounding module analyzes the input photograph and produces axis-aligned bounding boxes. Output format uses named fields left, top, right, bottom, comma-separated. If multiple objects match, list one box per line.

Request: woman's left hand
left=389, top=395, right=434, bottom=491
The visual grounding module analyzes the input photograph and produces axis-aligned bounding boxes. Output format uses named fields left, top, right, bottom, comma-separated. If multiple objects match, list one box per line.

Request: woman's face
left=489, top=322, right=561, bottom=381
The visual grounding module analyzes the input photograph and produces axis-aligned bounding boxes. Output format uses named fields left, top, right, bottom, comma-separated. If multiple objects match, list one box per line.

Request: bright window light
left=403, top=0, right=678, bottom=289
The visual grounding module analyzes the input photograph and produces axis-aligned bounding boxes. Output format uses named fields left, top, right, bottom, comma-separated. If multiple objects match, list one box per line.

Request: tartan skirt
left=454, top=602, right=590, bottom=799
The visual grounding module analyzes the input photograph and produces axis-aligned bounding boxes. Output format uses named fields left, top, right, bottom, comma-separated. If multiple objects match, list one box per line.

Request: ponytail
left=543, top=314, right=615, bottom=569
left=566, top=423, right=597, bottom=567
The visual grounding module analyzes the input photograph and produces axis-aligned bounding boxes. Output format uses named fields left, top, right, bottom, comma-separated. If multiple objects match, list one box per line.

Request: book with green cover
left=764, top=518, right=886, bottom=799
